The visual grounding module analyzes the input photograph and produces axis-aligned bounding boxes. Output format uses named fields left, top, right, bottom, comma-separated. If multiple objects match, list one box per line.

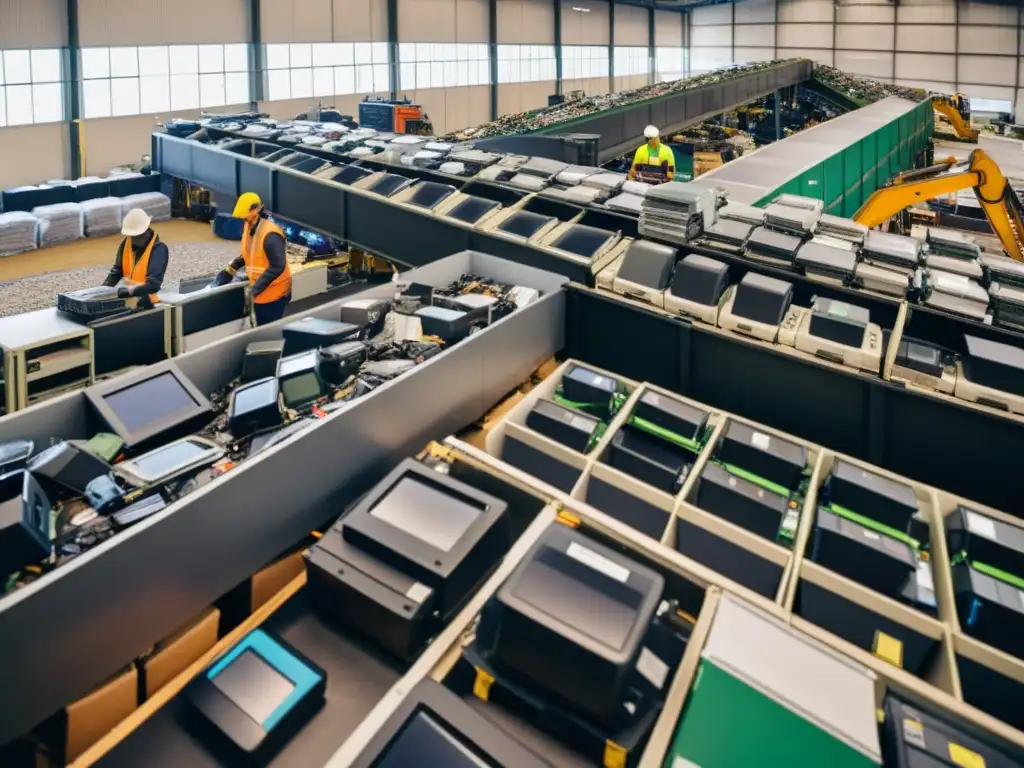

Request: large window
left=0, top=49, right=64, bottom=127
left=265, top=42, right=389, bottom=101
left=656, top=47, right=685, bottom=83
left=81, top=44, right=249, bottom=118
left=398, top=43, right=489, bottom=91
left=561, top=46, right=610, bottom=80
left=497, top=45, right=556, bottom=84
left=614, top=47, right=649, bottom=79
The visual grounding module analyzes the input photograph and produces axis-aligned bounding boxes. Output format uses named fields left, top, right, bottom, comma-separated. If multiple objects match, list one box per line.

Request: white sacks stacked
left=120, top=192, right=171, bottom=224
left=81, top=197, right=125, bottom=237
left=33, top=202, right=84, bottom=247
left=0, top=212, right=40, bottom=256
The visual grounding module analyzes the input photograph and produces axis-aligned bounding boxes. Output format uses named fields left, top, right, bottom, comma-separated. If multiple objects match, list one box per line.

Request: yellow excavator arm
left=853, top=148, right=1024, bottom=262
left=932, top=94, right=979, bottom=141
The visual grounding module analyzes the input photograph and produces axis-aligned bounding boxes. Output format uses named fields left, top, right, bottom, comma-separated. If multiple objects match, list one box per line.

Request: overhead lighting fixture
left=571, top=6, right=591, bottom=11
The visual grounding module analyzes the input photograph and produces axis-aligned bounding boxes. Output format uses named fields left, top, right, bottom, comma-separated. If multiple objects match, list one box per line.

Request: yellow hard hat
left=232, top=192, right=263, bottom=218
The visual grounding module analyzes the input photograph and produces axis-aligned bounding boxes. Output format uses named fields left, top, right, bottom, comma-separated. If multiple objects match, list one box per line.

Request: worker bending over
left=103, top=208, right=168, bottom=308
left=628, top=125, right=676, bottom=183
left=214, top=193, right=293, bottom=326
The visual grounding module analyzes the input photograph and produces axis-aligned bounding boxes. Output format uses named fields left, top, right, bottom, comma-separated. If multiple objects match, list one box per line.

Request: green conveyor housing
left=692, top=96, right=935, bottom=218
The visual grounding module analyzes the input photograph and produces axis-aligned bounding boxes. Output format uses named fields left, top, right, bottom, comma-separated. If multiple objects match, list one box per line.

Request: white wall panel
left=961, top=83, right=1015, bottom=103
left=778, top=0, right=832, bottom=24
left=735, top=0, right=775, bottom=25
left=614, top=4, right=648, bottom=46
left=959, top=25, right=1016, bottom=57
left=334, top=0, right=389, bottom=42
left=561, top=0, right=609, bottom=45
left=84, top=0, right=246, bottom=45
left=777, top=23, right=831, bottom=48
left=959, top=1, right=1016, bottom=26
left=835, top=51, right=893, bottom=80
left=497, top=80, right=554, bottom=115
left=654, top=10, right=683, bottom=46
left=563, top=76, right=610, bottom=96
left=0, top=0, right=67, bottom=47
left=735, top=47, right=775, bottom=63
left=692, top=25, right=732, bottom=48
left=1017, top=89, right=1024, bottom=118
left=959, top=55, right=1016, bottom=87
left=497, top=0, right=555, bottom=44
left=778, top=46, right=832, bottom=66
left=262, top=0, right=332, bottom=44
left=691, top=5, right=732, bottom=26
left=690, top=47, right=733, bottom=72
left=901, top=78, right=956, bottom=93
left=734, top=24, right=773, bottom=48
left=0, top=123, right=68, bottom=187
left=403, top=84, right=489, bottom=134
left=836, top=1, right=893, bottom=25
left=896, top=25, right=956, bottom=54
left=896, top=53, right=955, bottom=82
left=398, top=0, right=489, bottom=43
left=835, top=23, right=893, bottom=52
left=896, top=0, right=955, bottom=24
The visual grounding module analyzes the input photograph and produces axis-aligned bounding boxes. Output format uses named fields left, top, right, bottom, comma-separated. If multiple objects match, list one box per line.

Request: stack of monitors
left=305, top=459, right=510, bottom=659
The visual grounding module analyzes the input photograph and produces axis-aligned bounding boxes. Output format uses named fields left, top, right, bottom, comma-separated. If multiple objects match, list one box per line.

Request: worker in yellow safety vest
left=628, top=125, right=676, bottom=183
left=213, top=193, right=293, bottom=326
left=102, top=208, right=167, bottom=308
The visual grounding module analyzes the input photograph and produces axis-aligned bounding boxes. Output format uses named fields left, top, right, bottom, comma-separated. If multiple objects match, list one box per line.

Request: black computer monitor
left=85, top=363, right=214, bottom=451
left=447, top=196, right=500, bottom=225
left=0, top=470, right=52, bottom=575
left=26, top=440, right=110, bottom=497
left=331, top=165, right=372, bottom=186
left=348, top=679, right=552, bottom=768
left=370, top=173, right=412, bottom=197
left=551, top=225, right=616, bottom=259
left=408, top=182, right=457, bottom=210
left=498, top=211, right=553, bottom=240
left=276, top=351, right=326, bottom=409
left=229, top=378, right=284, bottom=437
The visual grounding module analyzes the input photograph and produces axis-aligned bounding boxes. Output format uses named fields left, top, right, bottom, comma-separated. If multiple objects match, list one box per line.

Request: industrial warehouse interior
left=3, top=0, right=1024, bottom=766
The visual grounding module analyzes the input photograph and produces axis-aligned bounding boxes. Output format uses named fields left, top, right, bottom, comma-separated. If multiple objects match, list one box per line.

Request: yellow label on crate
left=873, top=630, right=904, bottom=669
left=949, top=742, right=986, bottom=768
left=603, top=740, right=627, bottom=768
left=472, top=667, right=495, bottom=702
left=556, top=508, right=581, bottom=528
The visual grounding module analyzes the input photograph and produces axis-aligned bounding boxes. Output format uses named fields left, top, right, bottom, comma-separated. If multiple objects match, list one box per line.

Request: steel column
left=489, top=0, right=498, bottom=119
left=248, top=0, right=264, bottom=104
left=388, top=0, right=398, bottom=100
left=66, top=0, right=83, bottom=178
left=555, top=0, right=563, bottom=96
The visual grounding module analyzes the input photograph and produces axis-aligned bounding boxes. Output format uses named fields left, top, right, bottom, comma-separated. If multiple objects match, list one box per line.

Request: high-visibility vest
left=633, top=142, right=676, bottom=180
left=120, top=235, right=161, bottom=305
left=241, top=219, right=292, bottom=304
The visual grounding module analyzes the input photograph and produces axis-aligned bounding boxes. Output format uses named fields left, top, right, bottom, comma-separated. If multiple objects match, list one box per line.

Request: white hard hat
left=644, top=125, right=660, bottom=139
left=121, top=208, right=152, bottom=237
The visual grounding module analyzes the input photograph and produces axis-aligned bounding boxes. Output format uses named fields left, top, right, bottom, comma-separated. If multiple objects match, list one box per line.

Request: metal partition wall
left=0, top=253, right=568, bottom=745
left=564, top=286, right=1022, bottom=516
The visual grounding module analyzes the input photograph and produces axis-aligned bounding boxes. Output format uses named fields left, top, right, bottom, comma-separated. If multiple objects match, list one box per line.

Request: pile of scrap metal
left=812, top=65, right=927, bottom=105
left=444, top=60, right=796, bottom=141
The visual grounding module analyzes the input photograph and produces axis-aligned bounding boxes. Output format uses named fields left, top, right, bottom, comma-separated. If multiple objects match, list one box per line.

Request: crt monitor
left=85, top=363, right=214, bottom=451
left=26, top=440, right=110, bottom=497
left=276, top=351, right=326, bottom=409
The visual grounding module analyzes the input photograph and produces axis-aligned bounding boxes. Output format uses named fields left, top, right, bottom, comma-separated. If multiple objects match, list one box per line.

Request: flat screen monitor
left=86, top=365, right=214, bottom=450
left=376, top=711, right=490, bottom=768
left=211, top=649, right=296, bottom=724
left=498, top=211, right=552, bottom=240
left=332, top=165, right=372, bottom=185
left=27, top=441, right=109, bottom=496
left=370, top=476, right=482, bottom=552
left=447, top=196, right=499, bottom=225
left=408, top=182, right=457, bottom=210
left=114, top=437, right=224, bottom=487
left=552, top=225, right=615, bottom=258
left=369, top=174, right=412, bottom=197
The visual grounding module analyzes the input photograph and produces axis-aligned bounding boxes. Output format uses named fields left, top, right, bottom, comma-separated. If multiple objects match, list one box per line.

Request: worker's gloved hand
left=212, top=271, right=232, bottom=288
left=117, top=287, right=132, bottom=299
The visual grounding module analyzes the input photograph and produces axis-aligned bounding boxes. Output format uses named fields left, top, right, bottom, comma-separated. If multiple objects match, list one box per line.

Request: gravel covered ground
left=0, top=240, right=239, bottom=317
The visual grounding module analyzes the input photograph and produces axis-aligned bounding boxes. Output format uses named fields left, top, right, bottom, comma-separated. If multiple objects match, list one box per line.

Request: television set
left=228, top=378, right=284, bottom=437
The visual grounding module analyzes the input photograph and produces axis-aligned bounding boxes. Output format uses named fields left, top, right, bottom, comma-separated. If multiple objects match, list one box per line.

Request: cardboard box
left=140, top=607, right=220, bottom=699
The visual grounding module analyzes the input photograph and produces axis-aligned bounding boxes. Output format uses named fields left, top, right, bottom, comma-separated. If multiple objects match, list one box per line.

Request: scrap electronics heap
left=812, top=64, right=927, bottom=105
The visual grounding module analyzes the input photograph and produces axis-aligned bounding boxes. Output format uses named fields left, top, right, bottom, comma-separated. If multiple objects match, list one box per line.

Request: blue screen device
left=183, top=628, right=326, bottom=765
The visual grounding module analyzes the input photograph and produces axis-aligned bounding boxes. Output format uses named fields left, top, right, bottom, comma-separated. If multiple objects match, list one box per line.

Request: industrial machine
left=358, top=98, right=433, bottom=135
left=854, top=149, right=1024, bottom=262
left=932, top=93, right=978, bottom=141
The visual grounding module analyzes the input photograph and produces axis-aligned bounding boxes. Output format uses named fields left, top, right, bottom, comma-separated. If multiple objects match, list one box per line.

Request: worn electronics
left=816, top=214, right=867, bottom=244
left=228, top=378, right=284, bottom=437
left=445, top=196, right=500, bottom=225
left=862, top=230, right=921, bottom=273
left=496, top=211, right=555, bottom=241
left=633, top=390, right=708, bottom=442
left=415, top=306, right=471, bottom=344
left=113, top=437, right=225, bottom=488
left=882, top=693, right=1019, bottom=768
left=719, top=202, right=766, bottom=226
left=795, top=240, right=857, bottom=286
left=952, top=561, right=1024, bottom=659
left=56, top=285, right=129, bottom=323
left=548, top=225, right=618, bottom=260
left=703, top=219, right=754, bottom=248
left=854, top=262, right=910, bottom=297
left=85, top=433, right=123, bottom=463
left=946, top=506, right=1024, bottom=578
left=718, top=272, right=794, bottom=343
left=306, top=459, right=510, bottom=660
left=84, top=474, right=125, bottom=514
left=315, top=341, right=367, bottom=386
left=613, top=240, right=677, bottom=306
left=694, top=462, right=789, bottom=540
left=276, top=351, right=326, bottom=409
left=892, top=337, right=957, bottom=394
left=473, top=524, right=664, bottom=728
left=811, top=506, right=917, bottom=596
left=330, top=164, right=372, bottom=186
left=85, top=364, right=214, bottom=451
left=443, top=293, right=503, bottom=326
left=716, top=421, right=806, bottom=489
left=183, top=628, right=326, bottom=766
left=524, top=398, right=601, bottom=453
left=664, top=253, right=730, bottom=324
left=0, top=470, right=52, bottom=575
left=955, top=334, right=1024, bottom=415
left=111, top=493, right=167, bottom=529
left=0, top=439, right=34, bottom=475
left=407, top=182, right=457, bottom=210
left=27, top=440, right=111, bottom=497
left=561, top=364, right=618, bottom=409
left=368, top=173, right=413, bottom=197
left=924, top=271, right=991, bottom=322
left=779, top=298, right=883, bottom=374
left=242, top=340, right=285, bottom=384
left=340, top=299, right=390, bottom=338
left=899, top=558, right=937, bottom=617
left=349, top=679, right=553, bottom=767
left=826, top=459, right=917, bottom=532
left=282, top=318, right=361, bottom=356
left=606, top=425, right=692, bottom=494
